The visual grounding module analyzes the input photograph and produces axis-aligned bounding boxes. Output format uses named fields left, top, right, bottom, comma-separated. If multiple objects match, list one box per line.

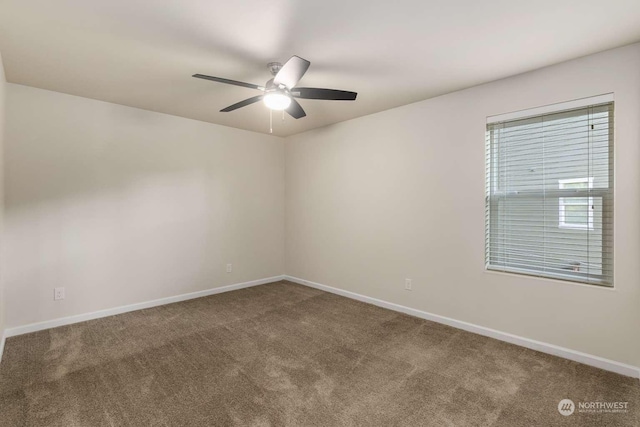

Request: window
left=485, top=96, right=614, bottom=286
left=558, top=178, right=593, bottom=230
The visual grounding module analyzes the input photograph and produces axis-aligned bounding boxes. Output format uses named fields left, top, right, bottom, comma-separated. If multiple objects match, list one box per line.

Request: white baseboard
left=284, top=275, right=640, bottom=379
left=4, top=275, right=285, bottom=338
left=4, top=273, right=637, bottom=380
left=0, top=330, right=6, bottom=364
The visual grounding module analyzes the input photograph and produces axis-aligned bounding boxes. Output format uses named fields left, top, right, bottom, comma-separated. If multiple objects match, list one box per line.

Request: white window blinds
left=485, top=100, right=614, bottom=286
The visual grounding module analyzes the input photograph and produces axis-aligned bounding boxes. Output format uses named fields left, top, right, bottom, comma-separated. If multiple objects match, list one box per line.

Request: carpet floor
left=0, top=280, right=638, bottom=426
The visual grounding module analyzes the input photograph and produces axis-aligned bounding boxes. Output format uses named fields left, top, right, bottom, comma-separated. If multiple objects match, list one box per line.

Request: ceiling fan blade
left=291, top=88, right=357, bottom=101
left=286, top=98, right=306, bottom=119
left=193, top=74, right=264, bottom=91
left=220, top=95, right=264, bottom=112
left=273, top=56, right=310, bottom=89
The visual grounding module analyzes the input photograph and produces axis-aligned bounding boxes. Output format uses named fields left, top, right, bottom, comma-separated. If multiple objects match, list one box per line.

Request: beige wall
left=4, top=84, right=285, bottom=328
left=285, top=43, right=640, bottom=366
left=3, top=43, right=639, bottom=368
left=0, top=53, right=6, bottom=340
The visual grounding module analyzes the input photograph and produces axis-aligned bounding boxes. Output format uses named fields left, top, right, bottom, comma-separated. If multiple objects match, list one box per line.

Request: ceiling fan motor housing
left=264, top=78, right=289, bottom=99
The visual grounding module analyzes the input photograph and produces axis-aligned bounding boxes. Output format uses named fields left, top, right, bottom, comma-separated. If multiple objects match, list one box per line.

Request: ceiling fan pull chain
left=282, top=109, right=285, bottom=122
left=270, top=109, right=273, bottom=134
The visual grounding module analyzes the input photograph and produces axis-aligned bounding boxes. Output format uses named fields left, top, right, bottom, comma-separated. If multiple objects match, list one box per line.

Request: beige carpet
left=0, top=280, right=637, bottom=426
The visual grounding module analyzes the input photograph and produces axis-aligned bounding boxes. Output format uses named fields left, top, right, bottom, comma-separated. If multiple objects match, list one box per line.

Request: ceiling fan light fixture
left=263, top=92, right=291, bottom=111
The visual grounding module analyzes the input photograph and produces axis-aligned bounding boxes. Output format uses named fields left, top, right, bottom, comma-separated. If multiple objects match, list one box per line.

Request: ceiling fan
left=193, top=55, right=357, bottom=120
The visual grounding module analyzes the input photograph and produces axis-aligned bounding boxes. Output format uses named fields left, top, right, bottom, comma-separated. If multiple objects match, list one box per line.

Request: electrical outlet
left=405, top=279, right=412, bottom=291
left=54, top=287, right=65, bottom=300
left=226, top=263, right=233, bottom=273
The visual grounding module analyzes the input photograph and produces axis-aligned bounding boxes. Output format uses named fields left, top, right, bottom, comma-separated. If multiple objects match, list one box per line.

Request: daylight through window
left=485, top=99, right=614, bottom=286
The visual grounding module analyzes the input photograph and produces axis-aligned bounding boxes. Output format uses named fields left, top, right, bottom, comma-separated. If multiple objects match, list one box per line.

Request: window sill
left=484, top=268, right=616, bottom=291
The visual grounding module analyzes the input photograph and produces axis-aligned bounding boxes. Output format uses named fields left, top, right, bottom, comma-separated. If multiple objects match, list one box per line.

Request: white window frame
left=485, top=94, right=614, bottom=287
left=558, top=177, right=594, bottom=230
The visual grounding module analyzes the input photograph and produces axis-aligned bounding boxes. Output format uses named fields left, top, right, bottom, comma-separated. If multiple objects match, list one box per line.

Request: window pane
left=562, top=182, right=589, bottom=190
left=564, top=204, right=589, bottom=225
left=486, top=101, right=613, bottom=286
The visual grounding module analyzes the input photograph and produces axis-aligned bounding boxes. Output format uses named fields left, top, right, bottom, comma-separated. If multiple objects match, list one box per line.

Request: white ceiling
left=1, top=1, right=639, bottom=137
